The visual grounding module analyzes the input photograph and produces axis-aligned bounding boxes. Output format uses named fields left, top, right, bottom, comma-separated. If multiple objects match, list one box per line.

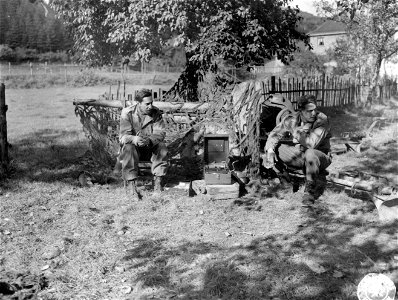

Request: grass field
left=0, top=86, right=397, bottom=300
left=0, top=63, right=180, bottom=89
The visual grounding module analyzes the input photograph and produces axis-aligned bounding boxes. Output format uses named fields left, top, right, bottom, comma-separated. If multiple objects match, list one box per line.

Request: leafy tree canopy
left=52, top=0, right=309, bottom=100
left=284, top=50, right=328, bottom=77
left=316, top=0, right=398, bottom=102
left=0, top=0, right=71, bottom=52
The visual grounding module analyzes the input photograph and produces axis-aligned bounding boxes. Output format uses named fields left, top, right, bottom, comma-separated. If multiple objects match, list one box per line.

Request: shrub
left=37, top=51, right=69, bottom=63
left=14, top=47, right=38, bottom=62
left=0, top=45, right=17, bottom=61
left=0, top=46, right=72, bottom=64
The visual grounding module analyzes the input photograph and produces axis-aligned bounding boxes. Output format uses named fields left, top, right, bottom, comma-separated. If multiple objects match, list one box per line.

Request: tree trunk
left=164, top=51, right=236, bottom=103
left=366, top=53, right=383, bottom=107
left=164, top=51, right=201, bottom=102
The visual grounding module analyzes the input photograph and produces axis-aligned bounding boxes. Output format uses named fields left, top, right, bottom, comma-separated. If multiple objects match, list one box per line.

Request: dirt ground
left=0, top=87, right=397, bottom=300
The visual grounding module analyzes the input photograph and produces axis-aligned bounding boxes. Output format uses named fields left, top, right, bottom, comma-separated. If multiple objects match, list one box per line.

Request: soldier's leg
left=304, top=149, right=331, bottom=181
left=274, top=144, right=306, bottom=190
left=150, top=142, right=168, bottom=192
left=119, top=143, right=140, bottom=181
left=118, top=143, right=143, bottom=199
left=303, top=149, right=332, bottom=205
left=277, top=144, right=305, bottom=169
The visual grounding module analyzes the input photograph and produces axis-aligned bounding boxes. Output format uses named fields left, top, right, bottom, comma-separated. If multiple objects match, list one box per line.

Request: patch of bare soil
left=0, top=97, right=397, bottom=299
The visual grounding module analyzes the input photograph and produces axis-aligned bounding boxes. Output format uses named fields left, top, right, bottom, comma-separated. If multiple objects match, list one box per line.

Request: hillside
left=297, top=11, right=325, bottom=33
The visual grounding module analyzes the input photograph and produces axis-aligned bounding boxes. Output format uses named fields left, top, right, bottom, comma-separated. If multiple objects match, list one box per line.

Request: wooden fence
left=101, top=81, right=169, bottom=104
left=101, top=75, right=397, bottom=108
left=0, top=83, right=8, bottom=176
left=261, top=75, right=397, bottom=108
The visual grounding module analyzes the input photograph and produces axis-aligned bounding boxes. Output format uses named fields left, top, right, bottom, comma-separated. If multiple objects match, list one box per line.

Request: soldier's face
left=139, top=96, right=153, bottom=115
left=301, top=103, right=317, bottom=122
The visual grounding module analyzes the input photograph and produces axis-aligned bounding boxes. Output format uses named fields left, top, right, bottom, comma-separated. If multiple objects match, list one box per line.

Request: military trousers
left=276, top=144, right=332, bottom=182
left=115, top=142, right=168, bottom=181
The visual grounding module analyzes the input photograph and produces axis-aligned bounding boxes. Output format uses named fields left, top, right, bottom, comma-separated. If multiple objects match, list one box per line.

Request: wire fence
left=0, top=61, right=184, bottom=77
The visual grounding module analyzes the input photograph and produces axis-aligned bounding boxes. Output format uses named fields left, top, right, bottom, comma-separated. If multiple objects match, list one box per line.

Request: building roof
left=309, top=20, right=347, bottom=36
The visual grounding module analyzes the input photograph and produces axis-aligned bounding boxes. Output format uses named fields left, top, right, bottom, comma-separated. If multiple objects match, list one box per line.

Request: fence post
left=357, top=79, right=360, bottom=106
left=117, top=81, right=121, bottom=100
left=271, top=76, right=276, bottom=93
left=64, top=63, right=67, bottom=83
left=278, top=77, right=282, bottom=92
left=321, top=74, right=325, bottom=106
left=30, top=62, right=33, bottom=76
left=347, top=78, right=351, bottom=105
left=8, top=62, right=11, bottom=75
left=0, top=83, right=8, bottom=175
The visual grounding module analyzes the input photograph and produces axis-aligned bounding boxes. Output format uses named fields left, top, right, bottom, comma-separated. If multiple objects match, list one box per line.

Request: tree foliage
left=0, top=0, right=72, bottom=52
left=316, top=0, right=398, bottom=102
left=52, top=0, right=309, bottom=101
left=284, top=50, right=328, bottom=77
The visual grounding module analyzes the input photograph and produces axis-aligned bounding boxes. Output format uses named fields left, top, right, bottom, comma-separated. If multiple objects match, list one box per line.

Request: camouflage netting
left=74, top=104, right=121, bottom=166
left=73, top=99, right=236, bottom=164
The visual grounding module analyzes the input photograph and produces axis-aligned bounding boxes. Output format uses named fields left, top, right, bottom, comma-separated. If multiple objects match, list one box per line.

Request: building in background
left=308, top=20, right=347, bottom=55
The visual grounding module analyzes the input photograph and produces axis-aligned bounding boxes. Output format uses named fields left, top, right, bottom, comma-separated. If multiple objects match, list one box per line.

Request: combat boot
left=126, top=179, right=142, bottom=200
left=314, top=171, right=328, bottom=198
left=302, top=180, right=316, bottom=207
left=153, top=176, right=164, bottom=193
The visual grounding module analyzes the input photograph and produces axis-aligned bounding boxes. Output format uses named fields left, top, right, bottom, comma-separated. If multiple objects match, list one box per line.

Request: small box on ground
left=204, top=134, right=232, bottom=185
left=206, top=183, right=240, bottom=200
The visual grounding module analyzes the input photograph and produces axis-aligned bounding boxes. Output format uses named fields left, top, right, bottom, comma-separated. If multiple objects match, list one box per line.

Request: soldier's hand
left=136, top=136, right=149, bottom=147
left=263, top=150, right=276, bottom=169
left=120, top=135, right=135, bottom=144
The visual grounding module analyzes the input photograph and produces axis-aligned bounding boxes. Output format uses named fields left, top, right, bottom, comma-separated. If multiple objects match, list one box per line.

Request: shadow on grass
left=355, top=140, right=398, bottom=176
left=7, top=128, right=102, bottom=184
left=320, top=105, right=384, bottom=138
left=121, top=211, right=397, bottom=300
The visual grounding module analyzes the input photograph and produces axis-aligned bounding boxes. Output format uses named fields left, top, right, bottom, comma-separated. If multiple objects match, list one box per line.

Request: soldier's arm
left=119, top=108, right=138, bottom=144
left=148, top=112, right=166, bottom=146
left=264, top=115, right=294, bottom=152
left=296, top=114, right=331, bottom=149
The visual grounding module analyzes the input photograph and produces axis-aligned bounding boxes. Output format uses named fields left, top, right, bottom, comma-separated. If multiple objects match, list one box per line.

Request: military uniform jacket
left=119, top=104, right=166, bottom=146
left=265, top=111, right=332, bottom=155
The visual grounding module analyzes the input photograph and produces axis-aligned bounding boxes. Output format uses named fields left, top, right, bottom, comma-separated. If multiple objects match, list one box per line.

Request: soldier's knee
left=123, top=143, right=135, bottom=150
left=304, top=149, right=318, bottom=168
left=121, top=143, right=136, bottom=155
left=304, top=148, right=315, bottom=158
left=158, top=142, right=168, bottom=157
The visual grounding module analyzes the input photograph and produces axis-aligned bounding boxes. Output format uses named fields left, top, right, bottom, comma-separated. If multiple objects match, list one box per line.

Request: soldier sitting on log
left=114, top=88, right=168, bottom=198
left=263, top=95, right=332, bottom=212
